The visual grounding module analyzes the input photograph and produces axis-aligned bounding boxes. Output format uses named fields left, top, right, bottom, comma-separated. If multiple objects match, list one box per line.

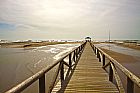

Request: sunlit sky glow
left=0, top=0, right=140, bottom=40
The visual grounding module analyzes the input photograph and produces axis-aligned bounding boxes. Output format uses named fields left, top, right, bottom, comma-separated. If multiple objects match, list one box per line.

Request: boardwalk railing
left=5, top=42, right=86, bottom=93
left=90, top=42, right=140, bottom=93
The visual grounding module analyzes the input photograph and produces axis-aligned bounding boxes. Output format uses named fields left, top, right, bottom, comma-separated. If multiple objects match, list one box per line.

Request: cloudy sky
left=0, top=0, right=140, bottom=40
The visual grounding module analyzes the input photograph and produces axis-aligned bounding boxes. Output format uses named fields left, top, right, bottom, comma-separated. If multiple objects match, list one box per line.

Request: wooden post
left=102, top=54, right=105, bottom=66
left=109, top=63, right=113, bottom=82
left=97, top=49, right=99, bottom=58
left=77, top=48, right=79, bottom=55
left=99, top=52, right=101, bottom=62
left=92, top=45, right=94, bottom=50
left=78, top=47, right=80, bottom=54
left=97, top=49, right=101, bottom=62
left=60, top=61, right=64, bottom=86
left=79, top=46, right=81, bottom=51
left=93, top=45, right=94, bottom=51
left=39, top=74, right=45, bottom=93
left=127, top=77, right=134, bottom=93
left=73, top=51, right=76, bottom=62
left=76, top=49, right=78, bottom=59
left=94, top=47, right=96, bottom=54
left=69, top=53, right=72, bottom=68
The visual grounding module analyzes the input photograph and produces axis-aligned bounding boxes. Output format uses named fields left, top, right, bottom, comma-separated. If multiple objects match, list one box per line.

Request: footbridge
left=5, top=42, right=140, bottom=93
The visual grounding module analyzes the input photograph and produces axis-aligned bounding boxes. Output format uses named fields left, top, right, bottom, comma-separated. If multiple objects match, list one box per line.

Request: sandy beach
left=92, top=41, right=140, bottom=51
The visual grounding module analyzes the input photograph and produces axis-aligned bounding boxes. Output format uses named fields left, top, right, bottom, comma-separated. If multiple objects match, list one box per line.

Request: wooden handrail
left=5, top=42, right=86, bottom=93
left=90, top=42, right=140, bottom=93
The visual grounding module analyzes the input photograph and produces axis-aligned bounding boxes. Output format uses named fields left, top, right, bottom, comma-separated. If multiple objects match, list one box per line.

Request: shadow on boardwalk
left=56, top=51, right=82, bottom=93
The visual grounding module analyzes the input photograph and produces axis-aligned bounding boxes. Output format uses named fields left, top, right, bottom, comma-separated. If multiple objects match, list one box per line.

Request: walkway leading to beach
left=52, top=43, right=119, bottom=93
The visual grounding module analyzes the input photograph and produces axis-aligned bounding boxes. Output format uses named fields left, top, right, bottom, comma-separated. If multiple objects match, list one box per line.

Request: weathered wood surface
left=52, top=43, right=119, bottom=93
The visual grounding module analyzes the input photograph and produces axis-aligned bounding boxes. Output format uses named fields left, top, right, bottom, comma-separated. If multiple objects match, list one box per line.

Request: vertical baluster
left=73, top=51, right=76, bottom=62
left=127, top=77, right=134, bottom=93
left=79, top=46, right=81, bottom=51
left=69, top=53, right=72, bottom=68
left=75, top=49, right=77, bottom=60
left=97, top=49, right=99, bottom=58
left=92, top=45, right=94, bottom=50
left=39, top=74, right=45, bottom=93
left=76, top=49, right=78, bottom=59
left=60, top=61, right=64, bottom=86
left=98, top=52, right=101, bottom=62
left=94, top=47, right=96, bottom=54
left=109, top=63, right=113, bottom=82
left=78, top=47, right=80, bottom=54
left=102, top=54, right=105, bottom=66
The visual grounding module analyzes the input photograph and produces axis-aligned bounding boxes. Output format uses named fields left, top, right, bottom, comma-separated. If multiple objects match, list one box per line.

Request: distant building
left=85, top=37, right=91, bottom=42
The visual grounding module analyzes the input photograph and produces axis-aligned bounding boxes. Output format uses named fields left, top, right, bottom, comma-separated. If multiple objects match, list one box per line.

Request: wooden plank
left=52, top=43, right=119, bottom=93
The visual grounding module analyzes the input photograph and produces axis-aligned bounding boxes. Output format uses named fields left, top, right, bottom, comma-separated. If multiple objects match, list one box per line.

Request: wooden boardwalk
left=52, top=43, right=119, bottom=93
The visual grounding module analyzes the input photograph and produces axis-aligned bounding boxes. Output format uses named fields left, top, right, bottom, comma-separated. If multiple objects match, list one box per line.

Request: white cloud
left=0, top=0, right=140, bottom=40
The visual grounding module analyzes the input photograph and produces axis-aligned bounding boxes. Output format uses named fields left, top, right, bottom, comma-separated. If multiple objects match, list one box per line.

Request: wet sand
left=101, top=48, right=138, bottom=63
left=103, top=42, right=140, bottom=51
left=116, top=43, right=140, bottom=51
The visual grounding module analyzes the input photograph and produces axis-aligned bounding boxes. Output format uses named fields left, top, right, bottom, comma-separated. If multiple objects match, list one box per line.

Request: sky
left=0, top=0, right=140, bottom=40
